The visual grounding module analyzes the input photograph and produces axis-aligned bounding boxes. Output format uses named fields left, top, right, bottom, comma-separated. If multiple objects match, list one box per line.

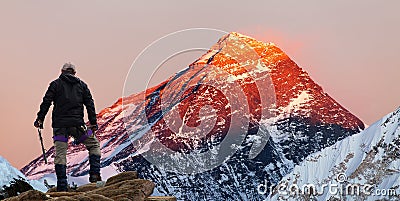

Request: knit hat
left=62, top=62, right=76, bottom=73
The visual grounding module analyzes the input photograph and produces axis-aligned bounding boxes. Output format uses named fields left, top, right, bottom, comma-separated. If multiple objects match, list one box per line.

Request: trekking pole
left=37, top=128, right=48, bottom=164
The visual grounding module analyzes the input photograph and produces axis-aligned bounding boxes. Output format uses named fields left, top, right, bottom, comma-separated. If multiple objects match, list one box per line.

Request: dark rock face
left=22, top=32, right=364, bottom=200
left=115, top=118, right=360, bottom=200
left=0, top=177, right=33, bottom=199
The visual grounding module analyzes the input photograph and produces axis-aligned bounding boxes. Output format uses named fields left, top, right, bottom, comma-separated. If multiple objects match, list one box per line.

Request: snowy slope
left=22, top=32, right=365, bottom=200
left=0, top=156, right=46, bottom=192
left=269, top=107, right=400, bottom=201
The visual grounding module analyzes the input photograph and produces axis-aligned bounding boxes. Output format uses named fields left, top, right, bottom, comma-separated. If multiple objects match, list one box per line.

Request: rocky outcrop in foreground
left=4, top=171, right=176, bottom=201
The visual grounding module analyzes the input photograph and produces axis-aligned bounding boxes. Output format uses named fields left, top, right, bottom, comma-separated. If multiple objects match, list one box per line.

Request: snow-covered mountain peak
left=0, top=155, right=46, bottom=192
left=0, top=156, right=24, bottom=187
left=269, top=107, right=400, bottom=200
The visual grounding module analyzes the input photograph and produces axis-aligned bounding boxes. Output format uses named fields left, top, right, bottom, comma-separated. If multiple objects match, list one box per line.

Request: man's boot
left=88, top=154, right=102, bottom=183
left=55, top=164, right=68, bottom=192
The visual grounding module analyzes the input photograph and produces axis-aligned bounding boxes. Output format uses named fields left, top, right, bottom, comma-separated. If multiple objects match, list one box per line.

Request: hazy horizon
left=0, top=0, right=399, bottom=169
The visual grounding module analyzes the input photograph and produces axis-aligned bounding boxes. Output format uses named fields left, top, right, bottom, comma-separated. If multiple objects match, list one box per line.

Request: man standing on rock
left=34, top=63, right=102, bottom=192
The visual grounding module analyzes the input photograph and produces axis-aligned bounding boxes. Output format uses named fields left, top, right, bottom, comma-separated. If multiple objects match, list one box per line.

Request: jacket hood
left=59, top=73, right=80, bottom=84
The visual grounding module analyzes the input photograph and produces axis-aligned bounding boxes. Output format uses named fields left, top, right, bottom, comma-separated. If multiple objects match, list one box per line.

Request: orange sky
left=0, top=0, right=399, bottom=169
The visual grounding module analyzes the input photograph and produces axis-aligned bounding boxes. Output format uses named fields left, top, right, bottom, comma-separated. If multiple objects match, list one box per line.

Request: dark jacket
left=37, top=73, right=97, bottom=128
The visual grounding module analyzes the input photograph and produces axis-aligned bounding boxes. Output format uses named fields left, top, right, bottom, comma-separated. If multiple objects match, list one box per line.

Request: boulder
left=47, top=186, right=75, bottom=193
left=73, top=194, right=113, bottom=201
left=76, top=183, right=98, bottom=192
left=145, top=196, right=177, bottom=201
left=4, top=190, right=48, bottom=201
left=47, top=192, right=80, bottom=198
left=47, top=187, right=58, bottom=193
left=105, top=171, right=138, bottom=186
left=51, top=196, right=78, bottom=201
left=89, top=179, right=154, bottom=200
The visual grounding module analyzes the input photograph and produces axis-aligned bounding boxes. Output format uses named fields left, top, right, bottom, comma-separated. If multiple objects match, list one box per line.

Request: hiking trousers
left=53, top=127, right=101, bottom=165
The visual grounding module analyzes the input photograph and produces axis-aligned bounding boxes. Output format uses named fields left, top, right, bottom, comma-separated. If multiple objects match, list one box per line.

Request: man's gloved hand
left=34, top=119, right=43, bottom=129
left=89, top=124, right=98, bottom=131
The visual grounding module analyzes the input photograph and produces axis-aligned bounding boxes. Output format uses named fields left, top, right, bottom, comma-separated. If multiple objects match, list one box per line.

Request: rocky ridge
left=4, top=171, right=175, bottom=201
